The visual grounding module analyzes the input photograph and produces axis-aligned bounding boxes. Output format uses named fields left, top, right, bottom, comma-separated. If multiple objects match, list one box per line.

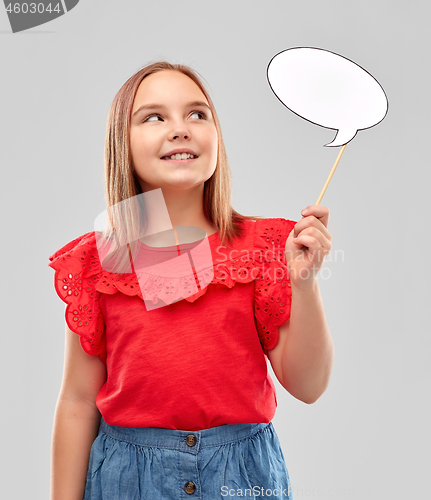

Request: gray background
left=1, top=0, right=430, bottom=498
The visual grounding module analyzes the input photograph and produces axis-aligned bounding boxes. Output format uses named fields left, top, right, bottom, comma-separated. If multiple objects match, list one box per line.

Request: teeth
left=162, top=153, right=197, bottom=160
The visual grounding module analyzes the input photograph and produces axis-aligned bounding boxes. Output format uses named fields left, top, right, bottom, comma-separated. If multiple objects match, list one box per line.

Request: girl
left=49, top=61, right=334, bottom=500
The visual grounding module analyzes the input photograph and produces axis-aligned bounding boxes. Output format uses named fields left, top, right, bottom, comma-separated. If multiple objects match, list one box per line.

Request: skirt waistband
left=99, top=417, right=271, bottom=453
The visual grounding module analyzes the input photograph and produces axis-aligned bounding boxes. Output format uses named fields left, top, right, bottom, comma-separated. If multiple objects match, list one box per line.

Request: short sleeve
left=48, top=232, right=107, bottom=364
left=253, top=218, right=297, bottom=355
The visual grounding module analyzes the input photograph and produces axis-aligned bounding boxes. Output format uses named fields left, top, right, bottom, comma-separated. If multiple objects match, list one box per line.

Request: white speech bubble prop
left=267, top=47, right=388, bottom=147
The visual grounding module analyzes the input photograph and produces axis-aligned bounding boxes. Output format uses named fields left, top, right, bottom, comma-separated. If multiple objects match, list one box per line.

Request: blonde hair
left=100, top=60, right=265, bottom=273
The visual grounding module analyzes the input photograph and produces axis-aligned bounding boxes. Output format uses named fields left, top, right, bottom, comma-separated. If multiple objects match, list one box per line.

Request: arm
left=51, top=399, right=102, bottom=500
left=267, top=279, right=334, bottom=404
left=267, top=205, right=334, bottom=404
left=50, top=315, right=107, bottom=500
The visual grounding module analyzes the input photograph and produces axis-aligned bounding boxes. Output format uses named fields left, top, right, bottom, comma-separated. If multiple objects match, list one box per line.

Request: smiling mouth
left=161, top=153, right=199, bottom=161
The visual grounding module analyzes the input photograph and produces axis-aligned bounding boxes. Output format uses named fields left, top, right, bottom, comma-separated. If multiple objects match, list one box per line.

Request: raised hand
left=284, top=205, right=332, bottom=289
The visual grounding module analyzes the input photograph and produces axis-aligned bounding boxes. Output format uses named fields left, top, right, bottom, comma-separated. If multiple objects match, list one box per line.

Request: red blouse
left=48, top=217, right=296, bottom=431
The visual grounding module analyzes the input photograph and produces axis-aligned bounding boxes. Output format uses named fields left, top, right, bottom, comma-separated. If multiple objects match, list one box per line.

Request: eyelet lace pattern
left=48, top=218, right=295, bottom=357
left=253, top=218, right=295, bottom=354
left=48, top=233, right=106, bottom=363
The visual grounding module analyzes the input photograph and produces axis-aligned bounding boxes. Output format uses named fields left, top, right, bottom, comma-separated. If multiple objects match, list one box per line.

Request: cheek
left=207, top=129, right=218, bottom=157
left=129, top=131, right=140, bottom=156
left=130, top=130, right=151, bottom=159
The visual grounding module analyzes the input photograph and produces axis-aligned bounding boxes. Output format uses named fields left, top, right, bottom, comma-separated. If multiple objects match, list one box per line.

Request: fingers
left=294, top=206, right=331, bottom=241
left=293, top=229, right=332, bottom=254
left=301, top=205, right=329, bottom=221
left=301, top=205, right=330, bottom=228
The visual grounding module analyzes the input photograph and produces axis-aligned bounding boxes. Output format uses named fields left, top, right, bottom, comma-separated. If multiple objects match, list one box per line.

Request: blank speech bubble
left=267, top=47, right=388, bottom=147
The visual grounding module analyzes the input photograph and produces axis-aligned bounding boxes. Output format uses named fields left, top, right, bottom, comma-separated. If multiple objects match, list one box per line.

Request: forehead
left=133, top=70, right=208, bottom=108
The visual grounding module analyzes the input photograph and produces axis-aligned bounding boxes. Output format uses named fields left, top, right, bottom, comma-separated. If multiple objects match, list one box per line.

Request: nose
left=172, top=131, right=189, bottom=140
left=170, top=118, right=190, bottom=141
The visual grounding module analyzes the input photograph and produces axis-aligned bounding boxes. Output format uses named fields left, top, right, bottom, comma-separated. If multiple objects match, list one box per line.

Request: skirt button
left=186, top=434, right=197, bottom=446
left=184, top=481, right=196, bottom=494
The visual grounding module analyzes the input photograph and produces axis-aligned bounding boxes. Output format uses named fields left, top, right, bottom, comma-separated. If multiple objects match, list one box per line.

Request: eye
left=190, top=111, right=207, bottom=120
left=143, top=111, right=207, bottom=123
left=143, top=114, right=162, bottom=123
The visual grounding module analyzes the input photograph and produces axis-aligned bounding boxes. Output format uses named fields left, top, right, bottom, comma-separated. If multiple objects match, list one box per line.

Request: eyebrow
left=132, top=101, right=211, bottom=118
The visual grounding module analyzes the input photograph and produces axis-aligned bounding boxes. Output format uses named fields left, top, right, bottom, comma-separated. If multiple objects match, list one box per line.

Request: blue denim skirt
left=84, top=417, right=293, bottom=499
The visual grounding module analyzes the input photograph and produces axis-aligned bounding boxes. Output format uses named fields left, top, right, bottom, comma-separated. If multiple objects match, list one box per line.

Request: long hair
left=100, top=60, right=265, bottom=273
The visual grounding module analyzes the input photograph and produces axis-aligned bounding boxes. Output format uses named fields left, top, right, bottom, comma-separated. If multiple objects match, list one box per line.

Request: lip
left=160, top=148, right=199, bottom=159
left=161, top=157, right=198, bottom=165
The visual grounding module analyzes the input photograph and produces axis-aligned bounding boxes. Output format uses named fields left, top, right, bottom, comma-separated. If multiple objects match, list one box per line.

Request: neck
left=140, top=184, right=216, bottom=237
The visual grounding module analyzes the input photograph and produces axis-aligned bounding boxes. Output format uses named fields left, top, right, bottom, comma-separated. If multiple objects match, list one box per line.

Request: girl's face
left=130, top=70, right=218, bottom=193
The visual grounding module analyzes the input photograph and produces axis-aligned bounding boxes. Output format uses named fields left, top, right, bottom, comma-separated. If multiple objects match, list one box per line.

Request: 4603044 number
left=5, top=3, right=62, bottom=14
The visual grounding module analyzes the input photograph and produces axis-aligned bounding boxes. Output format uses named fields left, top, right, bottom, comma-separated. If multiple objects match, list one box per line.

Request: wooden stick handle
left=315, top=144, right=347, bottom=205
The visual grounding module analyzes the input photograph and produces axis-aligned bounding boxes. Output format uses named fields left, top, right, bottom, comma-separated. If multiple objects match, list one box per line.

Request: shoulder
left=48, top=231, right=104, bottom=296
left=219, top=217, right=296, bottom=256
left=48, top=231, right=98, bottom=265
left=251, top=217, right=297, bottom=250
left=253, top=217, right=296, bottom=234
